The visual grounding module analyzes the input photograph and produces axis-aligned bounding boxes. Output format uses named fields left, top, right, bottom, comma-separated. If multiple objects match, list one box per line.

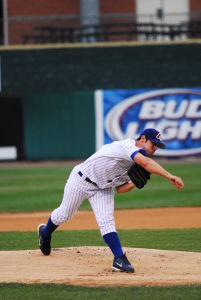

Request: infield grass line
left=0, top=228, right=200, bottom=252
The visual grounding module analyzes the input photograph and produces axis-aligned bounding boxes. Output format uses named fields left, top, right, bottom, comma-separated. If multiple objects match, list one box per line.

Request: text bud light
left=98, top=88, right=201, bottom=157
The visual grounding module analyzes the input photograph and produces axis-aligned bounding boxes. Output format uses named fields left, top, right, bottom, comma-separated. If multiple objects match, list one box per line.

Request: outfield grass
left=0, top=163, right=201, bottom=212
left=0, top=284, right=201, bottom=300
left=0, top=228, right=200, bottom=252
left=0, top=167, right=69, bottom=212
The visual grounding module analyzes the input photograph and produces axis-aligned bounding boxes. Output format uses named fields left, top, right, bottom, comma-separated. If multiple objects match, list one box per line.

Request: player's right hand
left=169, top=175, right=184, bottom=190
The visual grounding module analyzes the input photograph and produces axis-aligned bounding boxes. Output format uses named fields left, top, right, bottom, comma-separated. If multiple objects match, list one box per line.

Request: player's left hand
left=169, top=175, right=184, bottom=190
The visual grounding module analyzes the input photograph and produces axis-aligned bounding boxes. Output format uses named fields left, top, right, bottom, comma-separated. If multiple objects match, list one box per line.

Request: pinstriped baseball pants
left=51, top=166, right=116, bottom=236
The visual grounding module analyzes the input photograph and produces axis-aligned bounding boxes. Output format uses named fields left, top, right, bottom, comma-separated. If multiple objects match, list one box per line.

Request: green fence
left=22, top=92, right=95, bottom=159
left=1, top=43, right=201, bottom=94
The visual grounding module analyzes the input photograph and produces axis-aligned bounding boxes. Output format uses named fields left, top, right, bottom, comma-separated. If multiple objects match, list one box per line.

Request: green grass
left=0, top=163, right=201, bottom=212
left=0, top=166, right=69, bottom=211
left=0, top=228, right=200, bottom=252
left=0, top=284, right=201, bottom=300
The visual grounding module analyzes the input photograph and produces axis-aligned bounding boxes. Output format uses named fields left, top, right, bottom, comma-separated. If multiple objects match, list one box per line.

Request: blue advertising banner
left=95, top=88, right=201, bottom=157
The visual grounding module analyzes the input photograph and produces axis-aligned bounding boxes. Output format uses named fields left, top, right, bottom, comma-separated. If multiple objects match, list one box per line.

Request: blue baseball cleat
left=112, top=254, right=135, bottom=273
left=38, top=224, right=51, bottom=256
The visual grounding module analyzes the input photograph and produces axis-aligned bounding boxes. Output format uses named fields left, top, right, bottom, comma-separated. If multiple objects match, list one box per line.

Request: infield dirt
left=0, top=207, right=201, bottom=231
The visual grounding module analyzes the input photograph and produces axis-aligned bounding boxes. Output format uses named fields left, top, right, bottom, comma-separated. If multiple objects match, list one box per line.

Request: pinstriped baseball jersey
left=78, top=138, right=146, bottom=189
left=51, top=138, right=146, bottom=236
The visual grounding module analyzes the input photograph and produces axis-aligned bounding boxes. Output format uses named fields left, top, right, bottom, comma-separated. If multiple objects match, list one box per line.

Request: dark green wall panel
left=1, top=43, right=201, bottom=94
left=22, top=92, right=95, bottom=159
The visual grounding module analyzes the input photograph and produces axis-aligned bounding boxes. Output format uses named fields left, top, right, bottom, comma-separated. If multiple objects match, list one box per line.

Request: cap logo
left=156, top=132, right=161, bottom=140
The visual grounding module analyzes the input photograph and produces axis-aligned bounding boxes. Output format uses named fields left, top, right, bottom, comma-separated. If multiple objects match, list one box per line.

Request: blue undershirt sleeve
left=130, top=149, right=147, bottom=160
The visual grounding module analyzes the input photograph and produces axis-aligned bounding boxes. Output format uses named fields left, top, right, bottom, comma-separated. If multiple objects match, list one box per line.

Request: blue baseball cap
left=139, top=128, right=166, bottom=149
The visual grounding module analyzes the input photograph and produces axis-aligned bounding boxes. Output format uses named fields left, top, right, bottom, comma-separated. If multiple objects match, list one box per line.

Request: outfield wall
left=0, top=41, right=201, bottom=159
left=22, top=92, right=95, bottom=159
left=1, top=42, right=201, bottom=93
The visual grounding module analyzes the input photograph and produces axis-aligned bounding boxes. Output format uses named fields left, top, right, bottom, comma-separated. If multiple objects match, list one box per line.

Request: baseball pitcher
left=38, top=128, right=184, bottom=273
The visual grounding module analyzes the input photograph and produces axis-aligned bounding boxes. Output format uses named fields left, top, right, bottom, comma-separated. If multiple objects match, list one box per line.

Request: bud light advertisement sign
left=95, top=88, right=201, bottom=157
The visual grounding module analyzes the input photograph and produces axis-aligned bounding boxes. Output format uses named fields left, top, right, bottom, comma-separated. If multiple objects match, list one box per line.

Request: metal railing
left=21, top=22, right=201, bottom=44
left=1, top=11, right=201, bottom=45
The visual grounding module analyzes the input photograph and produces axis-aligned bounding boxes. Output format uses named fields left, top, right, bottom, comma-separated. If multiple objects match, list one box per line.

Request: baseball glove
left=127, top=164, right=151, bottom=189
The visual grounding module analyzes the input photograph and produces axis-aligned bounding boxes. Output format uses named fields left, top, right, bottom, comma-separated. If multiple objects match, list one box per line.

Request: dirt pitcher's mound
left=1, top=247, right=201, bottom=286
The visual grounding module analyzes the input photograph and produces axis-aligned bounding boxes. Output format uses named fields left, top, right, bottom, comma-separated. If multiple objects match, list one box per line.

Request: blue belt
left=78, top=171, right=97, bottom=186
